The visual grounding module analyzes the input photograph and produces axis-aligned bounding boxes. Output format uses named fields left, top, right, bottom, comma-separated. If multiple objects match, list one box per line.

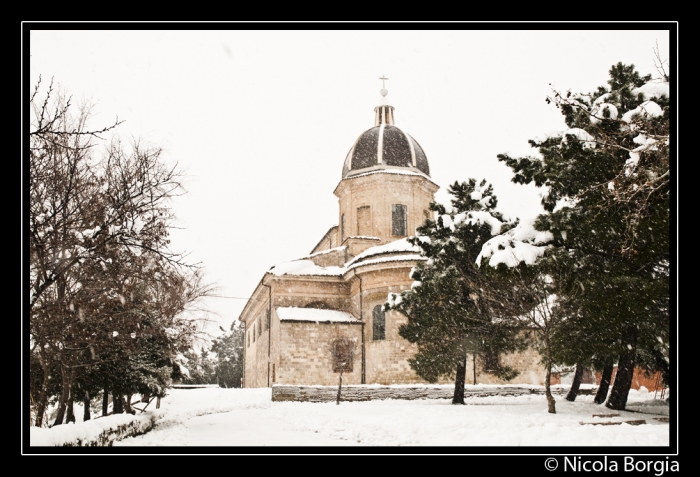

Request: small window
left=266, top=309, right=270, bottom=330
left=247, top=330, right=250, bottom=347
left=341, top=214, right=345, bottom=241
left=372, top=305, right=386, bottom=341
left=253, top=323, right=256, bottom=342
left=392, top=204, right=407, bottom=236
left=258, top=317, right=263, bottom=337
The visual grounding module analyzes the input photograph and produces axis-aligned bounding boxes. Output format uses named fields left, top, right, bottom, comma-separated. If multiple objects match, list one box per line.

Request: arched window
left=392, top=204, right=407, bottom=236
left=372, top=305, right=386, bottom=341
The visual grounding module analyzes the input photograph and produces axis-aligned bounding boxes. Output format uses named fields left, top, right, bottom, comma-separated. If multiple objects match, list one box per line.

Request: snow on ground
left=109, top=385, right=670, bottom=448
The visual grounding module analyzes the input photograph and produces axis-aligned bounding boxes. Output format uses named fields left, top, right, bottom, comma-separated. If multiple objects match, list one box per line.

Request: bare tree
left=28, top=77, right=214, bottom=426
left=29, top=78, right=189, bottom=312
left=482, top=252, right=577, bottom=414
left=328, top=334, right=357, bottom=405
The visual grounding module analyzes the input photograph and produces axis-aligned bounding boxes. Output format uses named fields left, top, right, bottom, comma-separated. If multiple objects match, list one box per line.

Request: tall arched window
left=373, top=305, right=386, bottom=340
left=392, top=204, right=407, bottom=236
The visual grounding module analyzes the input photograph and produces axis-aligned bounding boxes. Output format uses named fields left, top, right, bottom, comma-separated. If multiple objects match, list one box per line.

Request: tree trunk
left=594, top=362, right=614, bottom=404
left=606, top=327, right=637, bottom=411
left=141, top=392, right=151, bottom=403
left=102, top=386, right=109, bottom=416
left=34, top=394, right=46, bottom=427
left=472, top=354, right=477, bottom=385
left=452, top=355, right=467, bottom=405
left=65, top=393, right=75, bottom=423
left=113, top=393, right=123, bottom=414
left=565, top=364, right=584, bottom=401
left=83, top=390, right=91, bottom=421
left=34, top=369, right=51, bottom=427
left=124, top=394, right=133, bottom=414
left=544, top=336, right=556, bottom=413
left=336, top=370, right=343, bottom=405
left=52, top=364, right=72, bottom=426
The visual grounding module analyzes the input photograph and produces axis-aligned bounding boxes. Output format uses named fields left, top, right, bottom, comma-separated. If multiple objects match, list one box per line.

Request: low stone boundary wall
left=271, top=384, right=597, bottom=402
left=29, top=410, right=162, bottom=447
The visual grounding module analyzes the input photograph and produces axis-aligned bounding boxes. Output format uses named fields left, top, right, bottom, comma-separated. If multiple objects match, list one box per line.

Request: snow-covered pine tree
left=497, top=61, right=670, bottom=410
left=386, top=179, right=525, bottom=404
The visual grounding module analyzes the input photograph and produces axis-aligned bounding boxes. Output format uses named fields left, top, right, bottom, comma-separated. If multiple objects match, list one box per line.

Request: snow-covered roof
left=270, top=238, right=423, bottom=277
left=269, top=259, right=345, bottom=277
left=276, top=307, right=360, bottom=323
left=346, top=254, right=426, bottom=271
left=302, top=246, right=347, bottom=260
left=347, top=238, right=420, bottom=266
left=346, top=235, right=380, bottom=241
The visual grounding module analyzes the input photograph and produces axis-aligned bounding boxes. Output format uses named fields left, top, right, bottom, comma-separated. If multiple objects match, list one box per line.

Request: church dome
left=342, top=89, right=430, bottom=179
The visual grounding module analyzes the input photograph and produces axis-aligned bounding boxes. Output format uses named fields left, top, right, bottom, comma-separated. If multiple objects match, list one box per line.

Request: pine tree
left=386, top=179, right=525, bottom=404
left=497, top=62, right=670, bottom=410
left=211, top=323, right=245, bottom=388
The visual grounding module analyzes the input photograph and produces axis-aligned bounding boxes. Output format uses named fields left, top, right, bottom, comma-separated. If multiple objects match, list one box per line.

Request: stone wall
left=271, top=384, right=581, bottom=402
left=334, top=172, right=438, bottom=247
left=355, top=266, right=450, bottom=385
left=277, top=322, right=363, bottom=386
left=464, top=347, right=547, bottom=386
left=243, top=291, right=270, bottom=389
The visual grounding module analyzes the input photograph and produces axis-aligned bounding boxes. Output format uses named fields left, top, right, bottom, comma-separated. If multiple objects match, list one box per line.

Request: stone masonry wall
left=278, top=322, right=363, bottom=386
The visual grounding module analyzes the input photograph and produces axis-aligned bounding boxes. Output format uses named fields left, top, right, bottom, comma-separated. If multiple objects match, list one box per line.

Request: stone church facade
left=239, top=88, right=546, bottom=388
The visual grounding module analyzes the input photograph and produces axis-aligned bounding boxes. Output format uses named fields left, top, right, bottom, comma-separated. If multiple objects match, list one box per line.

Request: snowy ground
left=102, top=385, right=671, bottom=449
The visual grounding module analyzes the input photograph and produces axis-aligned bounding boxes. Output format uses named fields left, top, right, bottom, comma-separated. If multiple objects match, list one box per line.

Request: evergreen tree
left=211, top=323, right=245, bottom=388
left=386, top=179, right=525, bottom=404
left=497, top=62, right=670, bottom=410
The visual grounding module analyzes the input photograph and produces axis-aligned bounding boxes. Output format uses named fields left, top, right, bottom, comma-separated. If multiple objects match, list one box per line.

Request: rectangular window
left=372, top=305, right=386, bottom=341
left=341, top=214, right=345, bottom=241
left=266, top=309, right=271, bottom=330
left=272, top=363, right=276, bottom=382
left=357, top=206, right=371, bottom=236
left=392, top=204, right=407, bottom=236
left=247, top=331, right=250, bottom=347
left=258, top=317, right=263, bottom=337
left=253, top=322, right=256, bottom=342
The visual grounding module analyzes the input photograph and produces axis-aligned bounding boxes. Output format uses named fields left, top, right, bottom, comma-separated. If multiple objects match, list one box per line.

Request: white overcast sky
left=27, top=27, right=673, bottom=337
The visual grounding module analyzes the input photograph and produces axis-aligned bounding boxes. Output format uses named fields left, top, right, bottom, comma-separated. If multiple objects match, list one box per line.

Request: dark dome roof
left=342, top=103, right=430, bottom=179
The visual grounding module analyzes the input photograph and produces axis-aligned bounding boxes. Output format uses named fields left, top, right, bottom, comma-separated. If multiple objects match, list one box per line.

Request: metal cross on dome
left=379, top=75, right=389, bottom=88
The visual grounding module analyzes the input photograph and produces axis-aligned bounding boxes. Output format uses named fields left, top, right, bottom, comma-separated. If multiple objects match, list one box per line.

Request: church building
left=239, top=83, right=546, bottom=388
